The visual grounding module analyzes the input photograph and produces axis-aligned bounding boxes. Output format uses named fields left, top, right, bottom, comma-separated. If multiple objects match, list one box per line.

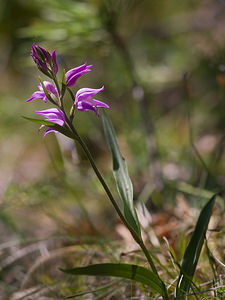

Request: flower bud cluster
left=31, top=44, right=58, bottom=76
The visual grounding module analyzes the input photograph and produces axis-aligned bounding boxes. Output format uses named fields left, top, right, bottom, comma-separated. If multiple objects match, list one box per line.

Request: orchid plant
left=25, top=44, right=216, bottom=300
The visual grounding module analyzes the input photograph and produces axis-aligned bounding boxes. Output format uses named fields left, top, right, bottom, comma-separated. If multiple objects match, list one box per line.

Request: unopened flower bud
left=31, top=44, right=58, bottom=76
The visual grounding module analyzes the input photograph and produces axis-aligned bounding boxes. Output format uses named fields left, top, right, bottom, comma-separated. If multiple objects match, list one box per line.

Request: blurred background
left=0, top=0, right=225, bottom=298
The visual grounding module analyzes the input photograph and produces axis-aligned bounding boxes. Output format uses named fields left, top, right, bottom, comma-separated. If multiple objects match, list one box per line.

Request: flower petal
left=66, top=70, right=91, bottom=87
left=35, top=108, right=65, bottom=124
left=65, top=63, right=92, bottom=87
left=76, top=86, right=104, bottom=103
left=38, top=45, right=51, bottom=63
left=43, top=127, right=58, bottom=138
left=44, top=81, right=58, bottom=97
left=65, top=63, right=89, bottom=78
left=26, top=91, right=46, bottom=102
left=34, top=58, right=48, bottom=72
left=76, top=101, right=98, bottom=115
left=38, top=81, right=58, bottom=99
left=92, top=99, right=110, bottom=109
left=35, top=108, right=65, bottom=137
left=46, top=118, right=64, bottom=126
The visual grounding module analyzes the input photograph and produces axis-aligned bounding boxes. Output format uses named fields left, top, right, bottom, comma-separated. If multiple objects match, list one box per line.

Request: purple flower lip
left=65, top=62, right=92, bottom=87
left=31, top=44, right=58, bottom=75
left=35, top=108, right=65, bottom=137
left=26, top=81, right=58, bottom=103
left=75, top=86, right=109, bottom=115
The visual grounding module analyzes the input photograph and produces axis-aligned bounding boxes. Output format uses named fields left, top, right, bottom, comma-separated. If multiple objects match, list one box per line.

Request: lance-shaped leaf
left=61, top=69, right=67, bottom=98
left=61, top=263, right=167, bottom=297
left=102, top=110, right=141, bottom=237
left=23, top=116, right=75, bottom=139
left=176, top=195, right=216, bottom=298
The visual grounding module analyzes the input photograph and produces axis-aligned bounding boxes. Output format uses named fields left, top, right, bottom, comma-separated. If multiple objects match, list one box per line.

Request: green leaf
left=61, top=263, right=167, bottom=297
left=23, top=116, right=75, bottom=139
left=176, top=195, right=216, bottom=298
left=102, top=110, right=141, bottom=237
left=61, top=69, right=67, bottom=98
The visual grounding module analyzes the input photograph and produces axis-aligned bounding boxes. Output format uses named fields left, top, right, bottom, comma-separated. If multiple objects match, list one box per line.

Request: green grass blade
left=61, top=263, right=167, bottom=297
left=23, top=116, right=74, bottom=139
left=63, top=279, right=123, bottom=299
left=176, top=195, right=216, bottom=298
left=102, top=110, right=141, bottom=237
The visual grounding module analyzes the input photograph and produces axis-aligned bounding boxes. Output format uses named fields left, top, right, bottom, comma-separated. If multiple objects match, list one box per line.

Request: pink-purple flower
left=65, top=63, right=92, bottom=87
left=75, top=86, right=109, bottom=115
left=35, top=108, right=65, bottom=137
left=26, top=81, right=58, bottom=103
left=31, top=44, right=58, bottom=75
left=27, top=44, right=110, bottom=138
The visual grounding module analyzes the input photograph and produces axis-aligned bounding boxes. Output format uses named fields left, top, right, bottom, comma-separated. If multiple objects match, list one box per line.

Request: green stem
left=65, top=120, right=169, bottom=299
